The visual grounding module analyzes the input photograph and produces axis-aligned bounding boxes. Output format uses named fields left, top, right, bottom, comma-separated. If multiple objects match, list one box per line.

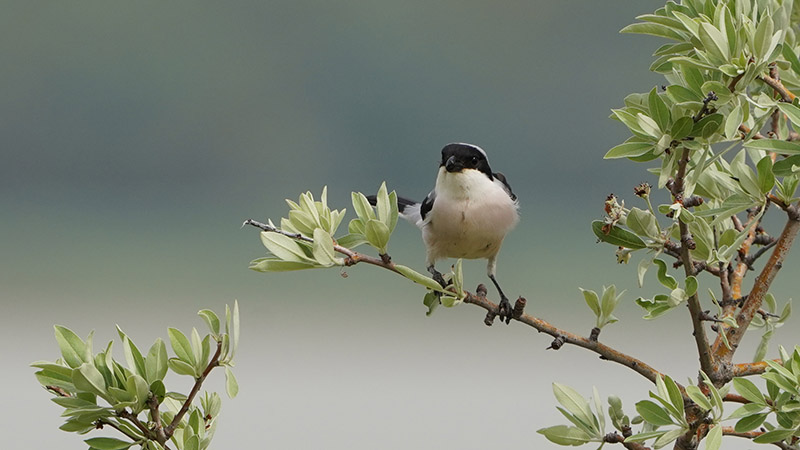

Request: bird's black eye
left=471, top=156, right=479, bottom=166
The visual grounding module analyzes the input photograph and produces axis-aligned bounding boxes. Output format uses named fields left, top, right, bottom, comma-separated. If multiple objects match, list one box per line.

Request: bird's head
left=440, top=143, right=493, bottom=179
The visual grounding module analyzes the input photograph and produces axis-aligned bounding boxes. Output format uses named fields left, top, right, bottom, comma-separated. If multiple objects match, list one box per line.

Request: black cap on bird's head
left=440, top=143, right=493, bottom=179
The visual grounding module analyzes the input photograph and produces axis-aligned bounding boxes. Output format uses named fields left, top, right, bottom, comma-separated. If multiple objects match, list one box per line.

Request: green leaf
left=752, top=428, right=795, bottom=444
left=753, top=14, right=774, bottom=60
left=249, top=258, right=318, bottom=272
left=649, top=87, right=671, bottom=131
left=198, top=310, right=221, bottom=336
left=685, top=385, right=713, bottom=411
left=375, top=182, right=392, bottom=228
left=167, top=358, right=197, bottom=377
left=745, top=139, right=800, bottom=154
left=698, top=22, right=729, bottom=61
left=537, top=425, right=592, bottom=446
left=225, top=367, right=239, bottom=399
left=72, top=363, right=108, bottom=398
left=553, top=383, right=597, bottom=434
left=144, top=338, right=168, bottom=383
left=727, top=402, right=766, bottom=420
left=653, top=259, right=678, bottom=290
left=364, top=219, right=390, bottom=253
left=351, top=192, right=376, bottom=221
left=756, top=155, right=775, bottom=194
left=84, top=437, right=134, bottom=450
left=654, top=427, right=686, bottom=448
left=671, top=116, right=695, bottom=140
left=591, top=221, right=647, bottom=249
left=620, top=22, right=686, bottom=41
left=685, top=276, right=698, bottom=297
left=422, top=291, right=439, bottom=316
left=394, top=265, right=447, bottom=293
left=259, top=231, right=313, bottom=263
left=692, top=113, right=724, bottom=138
left=704, top=425, right=722, bottom=450
left=663, top=375, right=684, bottom=415
left=734, top=412, right=768, bottom=432
left=581, top=289, right=600, bottom=316
left=604, top=142, right=655, bottom=159
left=627, top=207, right=659, bottom=239
left=636, top=400, right=674, bottom=426
left=724, top=104, right=744, bottom=139
left=625, top=431, right=666, bottom=443
left=312, top=228, right=339, bottom=266
left=168, top=328, right=196, bottom=368
left=733, top=377, right=766, bottom=404
left=666, top=85, right=702, bottom=103
left=54, top=326, right=90, bottom=369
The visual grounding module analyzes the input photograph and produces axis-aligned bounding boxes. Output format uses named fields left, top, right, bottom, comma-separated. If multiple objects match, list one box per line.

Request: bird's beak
left=445, top=156, right=463, bottom=173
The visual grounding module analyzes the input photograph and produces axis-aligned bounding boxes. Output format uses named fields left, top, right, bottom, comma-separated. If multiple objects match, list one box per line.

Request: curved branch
left=759, top=74, right=797, bottom=102
left=463, top=292, right=672, bottom=388
left=714, top=211, right=800, bottom=362
left=733, top=359, right=781, bottom=377
left=164, top=340, right=223, bottom=438
left=245, top=219, right=673, bottom=390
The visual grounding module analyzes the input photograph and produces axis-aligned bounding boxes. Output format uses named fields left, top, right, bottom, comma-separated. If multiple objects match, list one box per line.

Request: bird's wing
left=419, top=190, right=436, bottom=222
left=493, top=172, right=517, bottom=202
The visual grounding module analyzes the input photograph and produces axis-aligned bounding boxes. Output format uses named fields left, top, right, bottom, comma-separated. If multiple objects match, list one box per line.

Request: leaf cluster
left=33, top=302, right=240, bottom=450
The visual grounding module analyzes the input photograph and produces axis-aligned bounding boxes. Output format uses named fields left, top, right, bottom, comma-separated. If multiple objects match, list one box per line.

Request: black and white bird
left=389, top=143, right=520, bottom=323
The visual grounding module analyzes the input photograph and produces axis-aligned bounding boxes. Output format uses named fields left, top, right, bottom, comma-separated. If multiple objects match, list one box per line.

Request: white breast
left=422, top=168, right=519, bottom=263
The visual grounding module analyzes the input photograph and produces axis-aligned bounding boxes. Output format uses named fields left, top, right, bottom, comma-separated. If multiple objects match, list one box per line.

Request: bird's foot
left=428, top=267, right=448, bottom=289
left=498, top=295, right=513, bottom=325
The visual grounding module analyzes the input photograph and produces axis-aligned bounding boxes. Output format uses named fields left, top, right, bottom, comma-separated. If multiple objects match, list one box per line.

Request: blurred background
left=3, top=1, right=799, bottom=448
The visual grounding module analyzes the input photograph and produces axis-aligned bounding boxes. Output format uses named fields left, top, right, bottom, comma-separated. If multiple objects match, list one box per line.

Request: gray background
left=3, top=1, right=797, bottom=448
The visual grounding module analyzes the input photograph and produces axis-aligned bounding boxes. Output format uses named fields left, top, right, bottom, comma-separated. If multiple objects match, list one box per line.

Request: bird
left=376, top=142, right=520, bottom=323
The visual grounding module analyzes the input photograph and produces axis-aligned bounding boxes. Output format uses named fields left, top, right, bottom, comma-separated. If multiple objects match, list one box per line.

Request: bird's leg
left=489, top=273, right=512, bottom=324
left=427, top=265, right=447, bottom=289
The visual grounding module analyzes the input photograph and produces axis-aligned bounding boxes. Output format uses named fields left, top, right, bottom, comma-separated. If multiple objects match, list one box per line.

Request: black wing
left=366, top=194, right=418, bottom=215
left=420, top=190, right=435, bottom=221
left=493, top=172, right=517, bottom=201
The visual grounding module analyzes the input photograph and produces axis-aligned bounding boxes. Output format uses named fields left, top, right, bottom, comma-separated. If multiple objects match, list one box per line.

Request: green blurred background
left=4, top=1, right=798, bottom=448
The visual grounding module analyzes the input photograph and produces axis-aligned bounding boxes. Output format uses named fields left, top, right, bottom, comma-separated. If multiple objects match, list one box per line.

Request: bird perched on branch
left=373, top=143, right=519, bottom=323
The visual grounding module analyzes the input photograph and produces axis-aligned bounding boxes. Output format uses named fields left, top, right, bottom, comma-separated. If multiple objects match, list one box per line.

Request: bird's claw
left=498, top=296, right=513, bottom=325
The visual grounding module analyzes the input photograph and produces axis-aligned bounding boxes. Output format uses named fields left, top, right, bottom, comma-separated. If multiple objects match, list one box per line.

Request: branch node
left=589, top=327, right=601, bottom=342
left=512, top=297, right=526, bottom=319
left=547, top=335, right=566, bottom=350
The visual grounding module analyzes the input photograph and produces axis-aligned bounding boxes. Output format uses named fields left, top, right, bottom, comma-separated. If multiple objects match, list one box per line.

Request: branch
left=723, top=427, right=792, bottom=450
left=733, top=359, right=781, bottom=377
left=118, top=409, right=152, bottom=440
left=148, top=394, right=168, bottom=444
left=672, top=147, right=716, bottom=379
left=96, top=419, right=144, bottom=443
left=164, top=339, right=223, bottom=438
left=463, top=293, right=673, bottom=389
left=714, top=209, right=800, bottom=362
left=759, top=74, right=797, bottom=102
left=604, top=431, right=652, bottom=450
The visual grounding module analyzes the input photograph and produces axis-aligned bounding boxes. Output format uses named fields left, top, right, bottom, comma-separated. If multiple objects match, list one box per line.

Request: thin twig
left=672, top=146, right=716, bottom=379
left=96, top=419, right=143, bottom=443
left=463, top=292, right=675, bottom=390
left=714, top=209, right=800, bottom=362
left=164, top=340, right=223, bottom=437
left=604, top=431, right=652, bottom=450
left=733, top=359, right=782, bottom=377
left=759, top=74, right=796, bottom=102
left=118, top=409, right=152, bottom=439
